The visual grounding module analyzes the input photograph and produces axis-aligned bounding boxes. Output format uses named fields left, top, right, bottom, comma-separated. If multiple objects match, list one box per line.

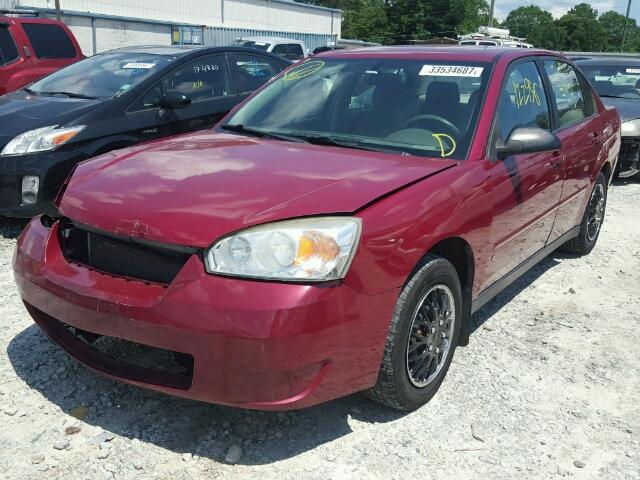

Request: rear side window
left=496, top=60, right=550, bottom=140
left=229, top=52, right=287, bottom=93
left=21, top=23, right=76, bottom=59
left=272, top=44, right=304, bottom=60
left=0, top=26, right=19, bottom=66
left=543, top=60, right=587, bottom=129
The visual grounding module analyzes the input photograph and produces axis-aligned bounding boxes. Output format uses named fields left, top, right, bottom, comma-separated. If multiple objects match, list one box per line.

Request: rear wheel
left=365, top=255, right=462, bottom=411
left=560, top=172, right=607, bottom=256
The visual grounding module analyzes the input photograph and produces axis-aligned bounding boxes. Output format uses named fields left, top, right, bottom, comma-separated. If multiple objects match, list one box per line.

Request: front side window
left=230, top=53, right=286, bottom=93
left=286, top=44, right=304, bottom=60
left=496, top=61, right=550, bottom=141
left=543, top=60, right=587, bottom=129
left=224, top=58, right=493, bottom=160
left=30, top=53, right=173, bottom=99
left=0, top=27, right=19, bottom=66
left=159, top=54, right=228, bottom=102
left=21, top=23, right=76, bottom=59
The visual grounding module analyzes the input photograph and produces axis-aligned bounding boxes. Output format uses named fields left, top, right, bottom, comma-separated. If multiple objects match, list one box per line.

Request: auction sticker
left=123, top=63, right=157, bottom=69
left=626, top=68, right=640, bottom=74
left=419, top=65, right=484, bottom=77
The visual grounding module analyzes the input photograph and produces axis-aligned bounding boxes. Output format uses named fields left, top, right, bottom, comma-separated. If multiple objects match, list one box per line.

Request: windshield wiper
left=220, top=124, right=305, bottom=143
left=299, top=134, right=406, bottom=154
left=22, top=87, right=37, bottom=95
left=38, top=91, right=97, bottom=100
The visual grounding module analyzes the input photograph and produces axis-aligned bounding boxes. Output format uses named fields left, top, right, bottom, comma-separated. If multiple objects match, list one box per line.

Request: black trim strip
left=471, top=225, right=580, bottom=313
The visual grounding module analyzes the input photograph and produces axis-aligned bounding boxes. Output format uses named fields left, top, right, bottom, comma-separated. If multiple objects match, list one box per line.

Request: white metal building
left=2, top=0, right=342, bottom=55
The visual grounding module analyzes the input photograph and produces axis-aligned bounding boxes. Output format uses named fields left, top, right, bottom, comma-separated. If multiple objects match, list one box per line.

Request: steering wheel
left=404, top=114, right=460, bottom=137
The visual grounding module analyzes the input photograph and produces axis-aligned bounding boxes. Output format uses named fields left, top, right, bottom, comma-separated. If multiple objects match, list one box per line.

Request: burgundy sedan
left=13, top=47, right=620, bottom=411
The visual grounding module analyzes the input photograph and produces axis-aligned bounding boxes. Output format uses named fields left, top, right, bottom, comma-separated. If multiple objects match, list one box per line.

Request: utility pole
left=488, top=0, right=496, bottom=27
left=621, top=0, right=632, bottom=52
left=54, top=0, right=61, bottom=21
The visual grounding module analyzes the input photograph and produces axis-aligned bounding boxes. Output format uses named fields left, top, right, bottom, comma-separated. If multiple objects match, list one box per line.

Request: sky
left=494, top=0, right=640, bottom=22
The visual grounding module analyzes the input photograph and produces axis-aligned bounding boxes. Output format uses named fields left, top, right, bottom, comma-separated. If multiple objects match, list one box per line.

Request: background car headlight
left=205, top=217, right=362, bottom=281
left=0, top=125, right=86, bottom=156
left=621, top=119, right=640, bottom=137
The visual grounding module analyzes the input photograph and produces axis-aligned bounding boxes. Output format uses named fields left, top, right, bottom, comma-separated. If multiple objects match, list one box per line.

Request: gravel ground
left=1, top=182, right=639, bottom=480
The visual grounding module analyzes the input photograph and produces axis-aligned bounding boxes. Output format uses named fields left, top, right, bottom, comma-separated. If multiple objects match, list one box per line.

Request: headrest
left=426, top=81, right=460, bottom=105
left=372, top=74, right=409, bottom=110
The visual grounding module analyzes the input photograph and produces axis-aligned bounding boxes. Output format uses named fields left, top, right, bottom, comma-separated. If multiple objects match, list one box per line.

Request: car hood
left=0, top=90, right=101, bottom=139
left=60, top=130, right=456, bottom=247
left=600, top=96, right=640, bottom=123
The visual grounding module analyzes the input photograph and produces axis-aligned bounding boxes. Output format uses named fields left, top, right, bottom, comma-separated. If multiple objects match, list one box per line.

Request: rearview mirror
left=158, top=94, right=191, bottom=109
left=496, top=127, right=561, bottom=158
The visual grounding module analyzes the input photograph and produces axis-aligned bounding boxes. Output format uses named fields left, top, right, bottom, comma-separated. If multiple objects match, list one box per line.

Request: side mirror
left=496, top=127, right=561, bottom=159
left=158, top=94, right=191, bottom=109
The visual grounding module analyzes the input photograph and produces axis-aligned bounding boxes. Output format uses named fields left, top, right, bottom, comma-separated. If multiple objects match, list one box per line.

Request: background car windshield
left=231, top=40, right=270, bottom=51
left=29, top=53, right=173, bottom=99
left=580, top=63, right=640, bottom=99
left=225, top=58, right=492, bottom=159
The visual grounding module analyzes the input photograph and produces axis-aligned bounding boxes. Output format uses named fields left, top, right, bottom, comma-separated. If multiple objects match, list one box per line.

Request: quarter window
left=496, top=61, right=550, bottom=141
left=229, top=53, right=286, bottom=93
left=543, top=60, right=587, bottom=128
left=0, top=26, right=19, bottom=66
left=21, top=23, right=76, bottom=59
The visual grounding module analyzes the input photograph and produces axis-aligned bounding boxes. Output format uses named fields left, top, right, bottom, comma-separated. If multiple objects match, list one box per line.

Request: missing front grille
left=58, top=220, right=195, bottom=285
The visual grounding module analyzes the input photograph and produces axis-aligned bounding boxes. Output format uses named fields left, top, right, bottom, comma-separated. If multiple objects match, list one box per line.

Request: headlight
left=621, top=119, right=640, bottom=137
left=1, top=125, right=85, bottom=156
left=205, top=217, right=362, bottom=281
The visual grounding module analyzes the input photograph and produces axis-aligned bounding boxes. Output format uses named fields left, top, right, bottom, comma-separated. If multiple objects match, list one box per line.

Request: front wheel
left=365, top=255, right=462, bottom=411
left=560, top=172, right=607, bottom=256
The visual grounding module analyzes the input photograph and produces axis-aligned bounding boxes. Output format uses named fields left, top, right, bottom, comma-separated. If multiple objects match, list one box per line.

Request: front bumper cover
left=13, top=218, right=399, bottom=410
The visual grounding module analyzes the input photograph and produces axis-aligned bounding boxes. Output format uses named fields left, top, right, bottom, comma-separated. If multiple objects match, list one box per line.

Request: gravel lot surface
left=1, top=182, right=639, bottom=480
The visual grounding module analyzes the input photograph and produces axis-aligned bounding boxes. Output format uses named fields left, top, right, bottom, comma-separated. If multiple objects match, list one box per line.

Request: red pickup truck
left=14, top=47, right=621, bottom=411
left=0, top=13, right=83, bottom=95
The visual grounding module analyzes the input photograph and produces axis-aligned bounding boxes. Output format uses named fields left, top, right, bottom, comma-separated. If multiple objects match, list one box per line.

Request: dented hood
left=60, top=130, right=455, bottom=247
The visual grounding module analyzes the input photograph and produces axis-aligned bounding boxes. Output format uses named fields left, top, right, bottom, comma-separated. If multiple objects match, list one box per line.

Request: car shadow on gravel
left=469, top=254, right=562, bottom=333
left=0, top=217, right=28, bottom=239
left=7, top=323, right=406, bottom=465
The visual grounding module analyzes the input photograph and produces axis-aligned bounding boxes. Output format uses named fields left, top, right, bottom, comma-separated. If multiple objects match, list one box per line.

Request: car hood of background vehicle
left=600, top=96, right=640, bottom=123
left=60, top=130, right=457, bottom=247
left=0, top=90, right=101, bottom=138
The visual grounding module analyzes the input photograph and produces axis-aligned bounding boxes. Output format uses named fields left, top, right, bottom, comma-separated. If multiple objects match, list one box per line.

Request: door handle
left=590, top=131, right=602, bottom=144
left=548, top=151, right=563, bottom=169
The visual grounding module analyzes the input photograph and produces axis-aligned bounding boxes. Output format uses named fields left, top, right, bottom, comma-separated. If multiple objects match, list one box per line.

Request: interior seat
left=421, top=81, right=462, bottom=129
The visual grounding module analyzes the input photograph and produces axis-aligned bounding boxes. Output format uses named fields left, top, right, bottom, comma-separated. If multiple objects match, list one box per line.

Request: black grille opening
left=58, top=220, right=195, bottom=285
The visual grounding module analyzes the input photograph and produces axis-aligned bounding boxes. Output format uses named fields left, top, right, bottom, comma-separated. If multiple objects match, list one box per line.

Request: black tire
left=365, top=255, right=462, bottom=411
left=560, top=172, right=607, bottom=256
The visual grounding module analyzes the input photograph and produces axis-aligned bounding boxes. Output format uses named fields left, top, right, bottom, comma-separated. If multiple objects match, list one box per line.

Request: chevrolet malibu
left=13, top=47, right=620, bottom=411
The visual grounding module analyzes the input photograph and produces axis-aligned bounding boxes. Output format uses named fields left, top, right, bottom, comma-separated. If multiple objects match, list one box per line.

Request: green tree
left=452, top=0, right=490, bottom=36
left=341, top=0, right=390, bottom=43
left=503, top=5, right=566, bottom=50
left=598, top=10, right=639, bottom=52
left=558, top=3, right=606, bottom=51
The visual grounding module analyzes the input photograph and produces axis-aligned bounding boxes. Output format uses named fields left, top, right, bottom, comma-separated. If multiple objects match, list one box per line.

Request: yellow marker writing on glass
left=432, top=133, right=457, bottom=158
left=283, top=61, right=325, bottom=81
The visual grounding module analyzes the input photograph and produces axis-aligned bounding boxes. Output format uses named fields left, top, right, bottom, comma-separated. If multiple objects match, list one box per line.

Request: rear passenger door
left=541, top=59, right=602, bottom=242
left=485, top=59, right=564, bottom=287
left=0, top=23, right=28, bottom=94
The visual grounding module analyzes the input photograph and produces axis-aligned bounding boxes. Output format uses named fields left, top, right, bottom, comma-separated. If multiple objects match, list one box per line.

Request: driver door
left=484, top=59, right=565, bottom=287
left=126, top=54, right=237, bottom=140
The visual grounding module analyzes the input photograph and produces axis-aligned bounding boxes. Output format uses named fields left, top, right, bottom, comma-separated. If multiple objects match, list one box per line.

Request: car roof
left=238, top=36, right=304, bottom=44
left=321, top=45, right=555, bottom=63
left=99, top=45, right=290, bottom=58
left=572, top=56, right=640, bottom=65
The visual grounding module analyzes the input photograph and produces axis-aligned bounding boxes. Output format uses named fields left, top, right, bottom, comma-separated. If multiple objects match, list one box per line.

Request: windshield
left=224, top=58, right=492, bottom=160
left=231, top=40, right=270, bottom=51
left=29, top=53, right=173, bottom=99
left=579, top=63, right=640, bottom=99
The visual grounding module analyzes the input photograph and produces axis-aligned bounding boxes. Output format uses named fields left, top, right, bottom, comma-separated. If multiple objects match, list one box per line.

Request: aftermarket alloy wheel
left=560, top=172, right=607, bottom=256
left=365, top=255, right=462, bottom=411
